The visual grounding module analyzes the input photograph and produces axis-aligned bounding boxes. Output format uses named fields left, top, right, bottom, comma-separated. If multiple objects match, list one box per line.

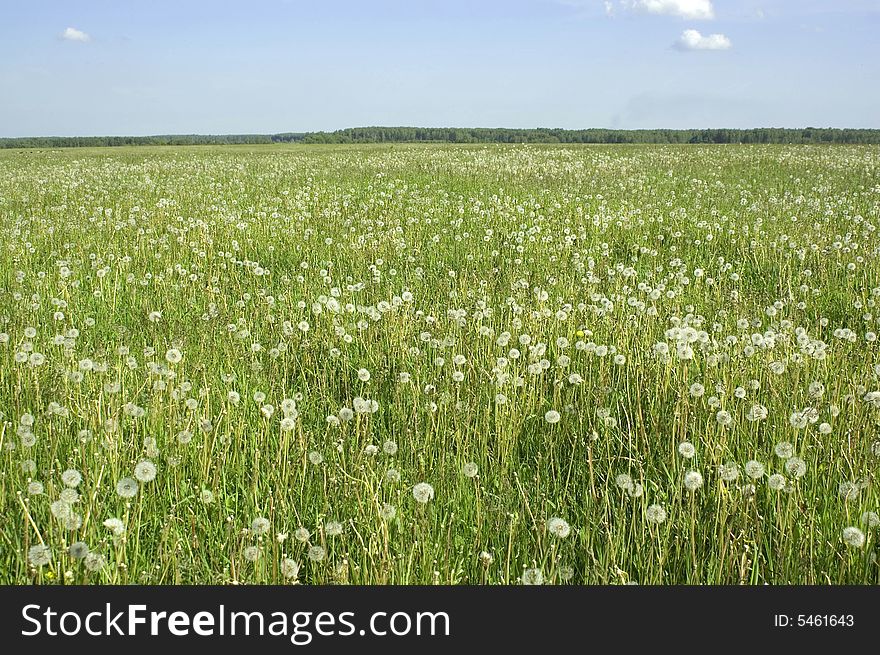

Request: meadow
left=1, top=143, right=879, bottom=585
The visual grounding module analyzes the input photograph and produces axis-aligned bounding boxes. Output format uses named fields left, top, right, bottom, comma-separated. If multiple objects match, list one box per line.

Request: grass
left=1, top=143, right=879, bottom=585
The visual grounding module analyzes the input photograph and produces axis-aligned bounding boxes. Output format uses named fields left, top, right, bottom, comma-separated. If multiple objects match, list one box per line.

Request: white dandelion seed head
left=521, top=568, right=544, bottom=585
left=28, top=544, right=52, bottom=567
left=684, top=470, right=704, bottom=491
left=547, top=517, right=571, bottom=538
left=646, top=504, right=667, bottom=524
left=134, top=460, right=157, bottom=483
left=842, top=526, right=866, bottom=548
left=412, top=482, right=435, bottom=504
left=115, top=477, right=139, bottom=498
left=61, top=468, right=82, bottom=488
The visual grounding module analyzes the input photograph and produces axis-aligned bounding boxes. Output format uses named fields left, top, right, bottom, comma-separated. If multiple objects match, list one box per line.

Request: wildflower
left=28, top=545, right=51, bottom=567
left=61, top=469, right=82, bottom=488
left=547, top=517, right=571, bottom=538
left=68, top=542, right=90, bottom=559
left=134, top=460, right=157, bottom=483
left=462, top=462, right=479, bottom=478
left=684, top=470, right=703, bottom=491
left=861, top=512, right=880, bottom=528
left=718, top=462, right=739, bottom=482
left=103, top=517, right=125, bottom=536
left=380, top=503, right=397, bottom=521
left=774, top=442, right=794, bottom=459
left=243, top=546, right=260, bottom=562
left=646, top=504, right=667, bottom=524
left=784, top=457, right=807, bottom=479
left=307, top=545, right=326, bottom=562
left=522, top=568, right=544, bottom=585
left=115, top=477, right=139, bottom=499
left=744, top=460, right=765, bottom=479
left=842, top=527, right=866, bottom=548
left=544, top=410, right=561, bottom=424
left=281, top=558, right=301, bottom=580
left=768, top=473, right=787, bottom=490
left=678, top=442, right=696, bottom=459
left=412, top=482, right=435, bottom=504
left=165, top=348, right=182, bottom=364
left=84, top=553, right=106, bottom=572
left=251, top=517, right=270, bottom=535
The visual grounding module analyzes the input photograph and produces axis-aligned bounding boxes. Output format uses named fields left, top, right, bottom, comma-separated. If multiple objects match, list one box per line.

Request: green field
left=1, top=143, right=879, bottom=584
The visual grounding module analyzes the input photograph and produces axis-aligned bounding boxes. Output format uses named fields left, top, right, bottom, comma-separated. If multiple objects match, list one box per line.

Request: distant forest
left=3, top=127, right=880, bottom=149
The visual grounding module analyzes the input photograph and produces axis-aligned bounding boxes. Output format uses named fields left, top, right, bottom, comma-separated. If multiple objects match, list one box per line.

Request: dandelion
left=544, top=410, right=561, bottom=424
left=308, top=451, right=324, bottom=465
left=27, top=481, right=44, bottom=496
left=774, top=442, right=794, bottom=459
left=861, top=512, right=880, bottom=528
left=165, top=348, right=182, bottom=364
left=61, top=469, right=82, bottom=488
left=684, top=470, right=703, bottom=491
left=325, top=521, right=343, bottom=537
left=744, top=460, right=765, bottom=479
left=521, top=568, right=544, bottom=585
left=678, top=442, right=696, bottom=459
left=294, top=527, right=311, bottom=543
left=383, top=440, right=398, bottom=456
left=28, top=545, right=51, bottom=567
left=357, top=368, right=371, bottom=382
left=412, top=482, right=435, bottom=504
left=839, top=482, right=860, bottom=502
left=768, top=473, right=787, bottom=490
left=784, top=457, right=807, bottom=479
left=134, top=460, right=157, bottom=483
left=646, top=504, right=667, bottom=524
left=462, top=462, right=479, bottom=478
left=84, top=553, right=106, bottom=572
left=547, top=517, right=571, bottom=538
left=281, top=558, right=301, bottom=580
left=718, top=462, right=739, bottom=482
left=842, top=526, right=866, bottom=548
left=615, top=473, right=634, bottom=491
left=116, top=477, right=139, bottom=499
left=69, top=542, right=90, bottom=559
left=380, top=503, right=397, bottom=521
left=251, top=517, right=270, bottom=535
left=243, top=546, right=260, bottom=562
left=200, top=489, right=215, bottom=504
left=307, top=545, right=326, bottom=562
left=103, top=517, right=125, bottom=536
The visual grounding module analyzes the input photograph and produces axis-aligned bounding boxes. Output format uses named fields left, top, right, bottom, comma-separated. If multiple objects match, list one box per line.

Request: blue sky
left=1, top=1, right=877, bottom=136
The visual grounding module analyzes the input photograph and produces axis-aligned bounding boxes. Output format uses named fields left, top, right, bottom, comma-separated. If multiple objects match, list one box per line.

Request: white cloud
left=628, top=0, right=715, bottom=20
left=675, top=28, right=731, bottom=50
left=604, top=1, right=615, bottom=16
left=61, top=27, right=90, bottom=43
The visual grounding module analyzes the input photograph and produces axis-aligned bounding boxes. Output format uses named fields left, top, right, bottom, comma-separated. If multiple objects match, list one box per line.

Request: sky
left=0, top=0, right=878, bottom=136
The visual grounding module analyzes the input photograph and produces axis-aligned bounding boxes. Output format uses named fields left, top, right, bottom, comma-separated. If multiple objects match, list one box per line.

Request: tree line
left=301, top=127, right=880, bottom=144
left=3, top=127, right=879, bottom=149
